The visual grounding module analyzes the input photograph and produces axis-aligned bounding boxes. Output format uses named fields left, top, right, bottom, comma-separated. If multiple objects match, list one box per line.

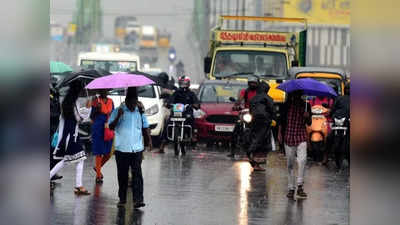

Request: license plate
left=171, top=118, right=186, bottom=122
left=215, top=125, right=234, bottom=132
left=173, top=112, right=182, bottom=117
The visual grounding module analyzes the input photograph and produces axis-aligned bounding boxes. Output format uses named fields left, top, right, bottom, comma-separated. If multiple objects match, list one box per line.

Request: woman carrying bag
left=90, top=89, right=114, bottom=183
left=50, top=80, right=90, bottom=195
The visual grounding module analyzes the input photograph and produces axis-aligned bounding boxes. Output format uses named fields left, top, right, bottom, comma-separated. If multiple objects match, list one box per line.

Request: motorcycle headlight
left=145, top=104, right=159, bottom=116
left=243, top=113, right=252, bottom=123
left=334, top=118, right=346, bottom=126
left=194, top=109, right=206, bottom=119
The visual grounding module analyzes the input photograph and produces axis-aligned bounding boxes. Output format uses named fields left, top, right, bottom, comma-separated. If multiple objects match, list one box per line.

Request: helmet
left=248, top=76, right=259, bottom=90
left=178, top=75, right=191, bottom=89
left=158, top=72, right=169, bottom=85
left=248, top=76, right=259, bottom=84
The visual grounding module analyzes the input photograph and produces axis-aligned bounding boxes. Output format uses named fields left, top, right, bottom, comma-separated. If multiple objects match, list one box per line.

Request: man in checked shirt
left=280, top=90, right=311, bottom=199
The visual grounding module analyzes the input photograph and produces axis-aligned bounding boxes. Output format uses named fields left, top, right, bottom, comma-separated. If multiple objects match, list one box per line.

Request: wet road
left=50, top=147, right=349, bottom=225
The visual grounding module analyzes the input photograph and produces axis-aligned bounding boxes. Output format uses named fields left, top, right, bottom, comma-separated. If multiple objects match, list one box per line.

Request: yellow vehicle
left=158, top=32, right=170, bottom=48
left=289, top=67, right=347, bottom=96
left=204, top=16, right=308, bottom=103
left=140, top=25, right=158, bottom=49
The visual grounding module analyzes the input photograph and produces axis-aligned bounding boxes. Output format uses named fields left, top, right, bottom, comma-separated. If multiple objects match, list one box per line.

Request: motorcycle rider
left=234, top=76, right=260, bottom=109
left=228, top=77, right=260, bottom=158
left=247, top=82, right=275, bottom=171
left=158, top=75, right=199, bottom=154
left=329, top=83, right=350, bottom=171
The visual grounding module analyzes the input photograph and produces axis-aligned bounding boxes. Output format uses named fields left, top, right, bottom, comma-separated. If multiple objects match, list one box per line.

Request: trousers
left=285, top=142, right=307, bottom=190
left=115, top=151, right=144, bottom=203
left=50, top=160, right=84, bottom=187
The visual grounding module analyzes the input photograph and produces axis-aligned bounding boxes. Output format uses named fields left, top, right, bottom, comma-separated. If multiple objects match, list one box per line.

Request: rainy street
left=50, top=147, right=349, bottom=225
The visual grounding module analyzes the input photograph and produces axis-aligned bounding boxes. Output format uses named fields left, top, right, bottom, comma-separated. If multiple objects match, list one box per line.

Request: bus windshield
left=213, top=50, right=288, bottom=78
left=80, top=60, right=137, bottom=72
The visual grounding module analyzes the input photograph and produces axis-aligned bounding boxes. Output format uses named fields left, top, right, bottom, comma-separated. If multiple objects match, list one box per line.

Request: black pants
left=115, top=151, right=144, bottom=203
left=247, top=118, right=271, bottom=156
left=311, top=141, right=325, bottom=162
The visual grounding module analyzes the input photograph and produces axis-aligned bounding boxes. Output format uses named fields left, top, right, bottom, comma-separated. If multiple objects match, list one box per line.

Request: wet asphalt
left=50, top=145, right=349, bottom=225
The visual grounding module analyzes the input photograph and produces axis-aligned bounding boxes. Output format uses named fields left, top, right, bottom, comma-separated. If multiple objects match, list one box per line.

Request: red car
left=194, top=80, right=247, bottom=144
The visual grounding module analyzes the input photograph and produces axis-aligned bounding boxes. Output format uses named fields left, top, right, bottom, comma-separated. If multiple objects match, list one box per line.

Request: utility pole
left=241, top=0, right=246, bottom=30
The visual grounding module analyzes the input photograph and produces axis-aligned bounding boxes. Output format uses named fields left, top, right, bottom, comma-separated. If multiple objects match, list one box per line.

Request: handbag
left=104, top=123, right=115, bottom=141
left=51, top=130, right=59, bottom=148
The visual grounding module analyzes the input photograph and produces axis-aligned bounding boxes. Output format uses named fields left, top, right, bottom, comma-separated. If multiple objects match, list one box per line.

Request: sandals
left=96, top=177, right=103, bottom=184
left=74, top=187, right=90, bottom=195
left=93, top=167, right=104, bottom=179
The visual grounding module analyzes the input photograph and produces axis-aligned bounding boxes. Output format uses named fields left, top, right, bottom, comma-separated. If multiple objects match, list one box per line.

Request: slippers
left=74, top=187, right=90, bottom=195
left=93, top=167, right=104, bottom=179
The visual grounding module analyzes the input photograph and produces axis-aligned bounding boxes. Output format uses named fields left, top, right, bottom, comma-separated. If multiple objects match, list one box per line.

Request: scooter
left=306, top=104, right=329, bottom=162
left=331, top=117, right=350, bottom=169
left=167, top=103, right=193, bottom=156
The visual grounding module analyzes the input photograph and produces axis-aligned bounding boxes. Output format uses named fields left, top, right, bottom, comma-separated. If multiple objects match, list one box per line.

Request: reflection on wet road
left=50, top=148, right=349, bottom=225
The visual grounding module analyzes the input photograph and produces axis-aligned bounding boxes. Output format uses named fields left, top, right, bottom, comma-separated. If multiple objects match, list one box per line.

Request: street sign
left=168, top=47, right=176, bottom=63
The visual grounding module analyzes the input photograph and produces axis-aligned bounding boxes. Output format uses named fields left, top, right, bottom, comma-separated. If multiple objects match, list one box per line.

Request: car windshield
left=80, top=60, right=137, bottom=72
left=199, top=83, right=247, bottom=103
left=213, top=50, right=288, bottom=78
left=108, top=85, right=156, bottom=98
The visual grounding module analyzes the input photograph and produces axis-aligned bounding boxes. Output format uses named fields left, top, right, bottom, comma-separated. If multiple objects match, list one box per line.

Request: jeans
left=285, top=142, right=307, bottom=190
left=115, top=151, right=144, bottom=203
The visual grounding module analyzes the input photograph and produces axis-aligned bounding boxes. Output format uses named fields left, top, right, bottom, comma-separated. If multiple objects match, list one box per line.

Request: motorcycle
left=230, top=101, right=274, bottom=157
left=306, top=103, right=329, bottom=162
left=167, top=103, right=193, bottom=156
left=331, top=116, right=350, bottom=169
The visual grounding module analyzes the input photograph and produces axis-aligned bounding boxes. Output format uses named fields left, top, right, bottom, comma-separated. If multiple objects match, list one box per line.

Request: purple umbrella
left=277, top=78, right=338, bottom=97
left=85, top=72, right=155, bottom=89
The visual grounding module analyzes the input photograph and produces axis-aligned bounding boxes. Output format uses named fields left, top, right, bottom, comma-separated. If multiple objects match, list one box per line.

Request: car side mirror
left=229, top=97, right=236, bottom=102
left=204, top=57, right=212, bottom=73
left=291, top=60, right=299, bottom=67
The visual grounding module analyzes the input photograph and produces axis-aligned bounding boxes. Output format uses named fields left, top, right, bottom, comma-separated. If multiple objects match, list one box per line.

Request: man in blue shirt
left=109, top=87, right=152, bottom=208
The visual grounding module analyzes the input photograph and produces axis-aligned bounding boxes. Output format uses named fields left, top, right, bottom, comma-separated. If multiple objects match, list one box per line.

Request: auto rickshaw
left=289, top=67, right=347, bottom=96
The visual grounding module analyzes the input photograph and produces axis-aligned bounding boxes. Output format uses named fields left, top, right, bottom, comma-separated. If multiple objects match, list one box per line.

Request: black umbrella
left=128, top=70, right=165, bottom=87
left=56, top=69, right=110, bottom=89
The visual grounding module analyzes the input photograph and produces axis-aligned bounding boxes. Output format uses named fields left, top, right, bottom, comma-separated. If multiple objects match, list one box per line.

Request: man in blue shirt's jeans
left=109, top=87, right=152, bottom=208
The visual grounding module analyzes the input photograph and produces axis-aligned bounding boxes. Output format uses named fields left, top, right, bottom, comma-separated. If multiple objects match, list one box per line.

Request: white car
left=108, top=85, right=169, bottom=145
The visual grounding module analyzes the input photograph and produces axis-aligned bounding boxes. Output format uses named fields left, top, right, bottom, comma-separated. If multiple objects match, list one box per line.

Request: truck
left=139, top=25, right=158, bottom=49
left=114, top=16, right=140, bottom=49
left=204, top=16, right=308, bottom=103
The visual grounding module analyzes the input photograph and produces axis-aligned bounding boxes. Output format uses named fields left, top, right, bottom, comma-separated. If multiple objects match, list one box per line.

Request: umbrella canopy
left=277, top=78, right=338, bottom=97
left=56, top=69, right=110, bottom=88
left=130, top=70, right=165, bottom=86
left=50, top=61, right=73, bottom=74
left=85, top=72, right=155, bottom=89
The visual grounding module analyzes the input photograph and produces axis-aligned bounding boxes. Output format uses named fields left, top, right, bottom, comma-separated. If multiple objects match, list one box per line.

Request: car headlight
left=243, top=113, right=252, bottom=123
left=194, top=109, right=206, bottom=119
left=145, top=104, right=159, bottom=116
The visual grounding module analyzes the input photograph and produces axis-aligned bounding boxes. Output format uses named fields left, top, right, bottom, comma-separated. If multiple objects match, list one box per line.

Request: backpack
left=250, top=96, right=270, bottom=120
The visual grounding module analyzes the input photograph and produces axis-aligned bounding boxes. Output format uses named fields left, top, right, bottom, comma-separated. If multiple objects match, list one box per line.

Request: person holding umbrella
left=278, top=78, right=337, bottom=199
left=50, top=80, right=90, bottom=195
left=109, top=87, right=152, bottom=208
left=85, top=72, right=155, bottom=207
